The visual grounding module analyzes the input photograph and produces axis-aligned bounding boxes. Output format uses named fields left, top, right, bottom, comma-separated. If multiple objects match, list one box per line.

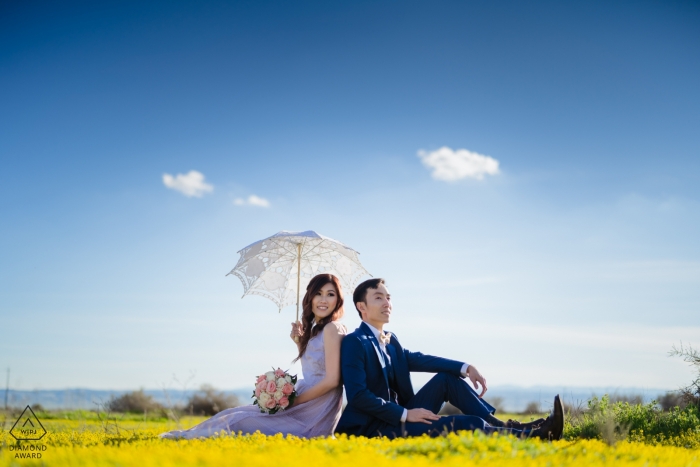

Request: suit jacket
left=336, top=322, right=464, bottom=437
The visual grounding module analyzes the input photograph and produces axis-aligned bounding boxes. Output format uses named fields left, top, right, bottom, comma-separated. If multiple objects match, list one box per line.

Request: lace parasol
left=227, top=230, right=371, bottom=320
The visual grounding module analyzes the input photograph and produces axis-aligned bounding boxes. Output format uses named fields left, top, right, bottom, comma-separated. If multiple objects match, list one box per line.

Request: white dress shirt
left=363, top=321, right=469, bottom=423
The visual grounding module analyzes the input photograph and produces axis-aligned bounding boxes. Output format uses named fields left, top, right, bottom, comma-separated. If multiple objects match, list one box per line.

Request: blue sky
left=1, top=0, right=699, bottom=393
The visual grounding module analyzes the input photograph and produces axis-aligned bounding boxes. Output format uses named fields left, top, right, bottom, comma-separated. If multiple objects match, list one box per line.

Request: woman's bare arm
left=290, top=321, right=303, bottom=352
left=292, top=322, right=345, bottom=405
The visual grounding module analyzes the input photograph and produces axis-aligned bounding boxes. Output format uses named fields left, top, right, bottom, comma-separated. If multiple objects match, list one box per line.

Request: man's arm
left=404, top=348, right=465, bottom=375
left=404, top=348, right=488, bottom=397
left=341, top=335, right=404, bottom=426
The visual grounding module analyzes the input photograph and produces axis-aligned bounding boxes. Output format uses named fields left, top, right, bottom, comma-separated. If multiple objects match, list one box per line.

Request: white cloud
left=418, top=146, right=500, bottom=181
left=162, top=170, right=214, bottom=197
left=234, top=195, right=270, bottom=208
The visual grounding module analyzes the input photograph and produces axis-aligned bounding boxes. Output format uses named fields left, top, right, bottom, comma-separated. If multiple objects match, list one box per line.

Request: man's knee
left=433, top=372, right=463, bottom=390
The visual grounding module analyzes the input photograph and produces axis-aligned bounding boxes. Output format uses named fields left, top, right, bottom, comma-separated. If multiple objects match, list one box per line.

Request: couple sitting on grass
left=161, top=274, right=564, bottom=440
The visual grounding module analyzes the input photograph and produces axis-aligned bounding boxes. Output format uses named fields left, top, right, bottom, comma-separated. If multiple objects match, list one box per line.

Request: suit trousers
left=377, top=373, right=530, bottom=438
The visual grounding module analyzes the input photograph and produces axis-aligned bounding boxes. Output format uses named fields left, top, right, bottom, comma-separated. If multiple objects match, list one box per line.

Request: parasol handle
left=296, top=242, right=302, bottom=323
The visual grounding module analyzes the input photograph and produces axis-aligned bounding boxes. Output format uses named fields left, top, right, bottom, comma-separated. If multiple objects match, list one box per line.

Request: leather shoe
left=506, top=418, right=546, bottom=430
left=530, top=395, right=564, bottom=441
left=550, top=394, right=564, bottom=440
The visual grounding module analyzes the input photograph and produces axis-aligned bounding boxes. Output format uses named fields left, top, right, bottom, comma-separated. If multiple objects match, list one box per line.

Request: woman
left=161, top=273, right=347, bottom=439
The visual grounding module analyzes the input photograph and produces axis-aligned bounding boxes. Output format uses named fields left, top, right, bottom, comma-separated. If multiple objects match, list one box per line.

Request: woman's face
left=312, top=283, right=338, bottom=320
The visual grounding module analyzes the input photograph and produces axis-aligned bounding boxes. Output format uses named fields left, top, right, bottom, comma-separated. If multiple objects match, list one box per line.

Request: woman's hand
left=290, top=321, right=303, bottom=343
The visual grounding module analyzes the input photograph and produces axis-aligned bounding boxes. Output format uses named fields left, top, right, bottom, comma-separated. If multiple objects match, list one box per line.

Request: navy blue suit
left=336, top=322, right=525, bottom=438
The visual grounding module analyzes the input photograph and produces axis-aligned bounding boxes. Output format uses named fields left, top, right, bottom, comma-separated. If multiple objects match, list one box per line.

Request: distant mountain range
left=3, top=388, right=252, bottom=411
left=3, top=385, right=674, bottom=413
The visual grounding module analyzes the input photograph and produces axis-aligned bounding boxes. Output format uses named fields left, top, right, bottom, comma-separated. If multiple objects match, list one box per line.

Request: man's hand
left=467, top=365, right=488, bottom=397
left=406, top=408, right=440, bottom=424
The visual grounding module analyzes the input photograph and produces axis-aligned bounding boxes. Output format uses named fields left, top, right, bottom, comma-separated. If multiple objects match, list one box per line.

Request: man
left=336, top=278, right=564, bottom=439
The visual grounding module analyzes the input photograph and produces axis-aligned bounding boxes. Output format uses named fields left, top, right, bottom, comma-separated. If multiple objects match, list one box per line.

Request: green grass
left=564, top=395, right=700, bottom=448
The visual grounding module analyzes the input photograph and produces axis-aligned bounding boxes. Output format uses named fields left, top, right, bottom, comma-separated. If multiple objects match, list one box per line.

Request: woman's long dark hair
left=294, top=274, right=344, bottom=362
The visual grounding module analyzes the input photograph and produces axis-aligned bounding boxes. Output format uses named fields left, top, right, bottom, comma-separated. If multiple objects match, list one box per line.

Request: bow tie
left=378, top=331, right=392, bottom=345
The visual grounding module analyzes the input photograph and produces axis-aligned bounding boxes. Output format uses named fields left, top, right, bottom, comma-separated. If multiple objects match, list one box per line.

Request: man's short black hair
left=353, top=278, right=386, bottom=317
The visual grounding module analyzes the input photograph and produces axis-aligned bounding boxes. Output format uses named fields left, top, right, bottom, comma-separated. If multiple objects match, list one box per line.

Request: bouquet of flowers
left=253, top=368, right=298, bottom=414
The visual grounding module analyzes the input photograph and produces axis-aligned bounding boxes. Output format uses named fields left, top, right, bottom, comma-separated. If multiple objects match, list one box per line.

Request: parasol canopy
left=227, top=230, right=371, bottom=320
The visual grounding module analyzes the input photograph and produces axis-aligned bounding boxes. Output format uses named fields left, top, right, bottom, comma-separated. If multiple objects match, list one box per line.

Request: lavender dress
left=160, top=323, right=346, bottom=439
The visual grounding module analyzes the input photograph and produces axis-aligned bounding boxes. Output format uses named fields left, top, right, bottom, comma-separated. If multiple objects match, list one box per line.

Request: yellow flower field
left=1, top=417, right=699, bottom=467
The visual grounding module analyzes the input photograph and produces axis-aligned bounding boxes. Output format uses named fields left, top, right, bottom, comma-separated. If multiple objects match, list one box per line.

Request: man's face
left=359, top=283, right=392, bottom=326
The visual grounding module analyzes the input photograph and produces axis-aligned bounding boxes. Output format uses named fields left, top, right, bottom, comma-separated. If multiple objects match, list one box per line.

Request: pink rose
left=266, top=381, right=277, bottom=394
left=274, top=368, right=286, bottom=378
left=256, top=380, right=267, bottom=391
left=279, top=396, right=290, bottom=409
left=255, top=388, right=262, bottom=398
left=265, top=398, right=277, bottom=409
left=256, top=375, right=266, bottom=383
left=282, top=383, right=294, bottom=395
